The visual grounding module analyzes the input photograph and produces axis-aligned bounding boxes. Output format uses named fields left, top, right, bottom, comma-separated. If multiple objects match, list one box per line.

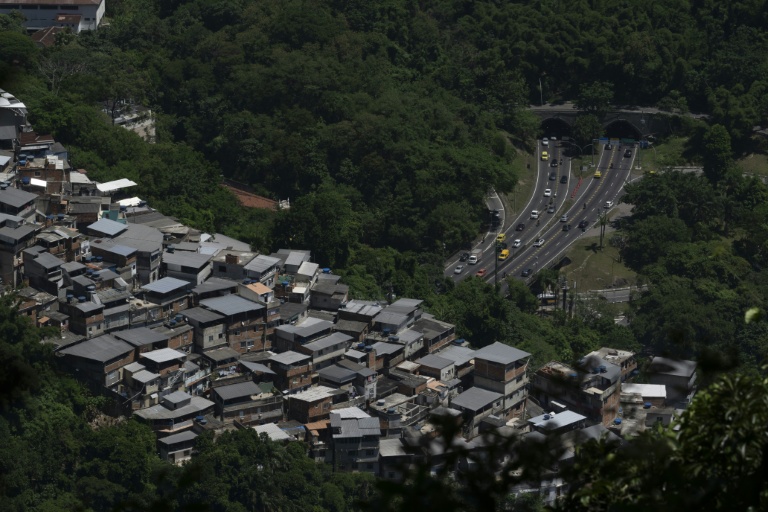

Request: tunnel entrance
left=604, top=120, right=641, bottom=140
left=540, top=118, right=572, bottom=140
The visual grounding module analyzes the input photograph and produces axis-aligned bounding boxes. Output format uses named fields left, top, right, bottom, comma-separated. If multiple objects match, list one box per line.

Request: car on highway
left=512, top=239, right=522, bottom=247
left=560, top=214, right=568, bottom=222
left=624, top=149, right=632, bottom=157
left=475, top=268, right=487, bottom=277
left=541, top=151, right=549, bottom=161
left=578, top=219, right=590, bottom=229
left=531, top=210, right=540, bottom=219
left=516, top=223, right=525, bottom=231
left=533, top=239, right=545, bottom=247
left=544, top=188, right=552, bottom=197
left=560, top=175, right=568, bottom=183
left=550, top=160, right=558, bottom=167
left=454, top=264, right=464, bottom=274
left=594, top=170, right=602, bottom=178
left=459, top=252, right=469, bottom=262
left=549, top=171, right=557, bottom=180
left=542, top=138, right=549, bottom=147
left=496, top=233, right=506, bottom=243
left=521, top=268, right=532, bottom=277
left=547, top=204, right=556, bottom=213
left=605, top=143, right=613, bottom=150
left=562, top=223, right=572, bottom=232
left=604, top=200, right=614, bottom=209
left=498, top=249, right=510, bottom=260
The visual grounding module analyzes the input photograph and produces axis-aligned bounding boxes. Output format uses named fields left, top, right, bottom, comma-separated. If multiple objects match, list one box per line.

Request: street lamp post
left=539, top=77, right=544, bottom=106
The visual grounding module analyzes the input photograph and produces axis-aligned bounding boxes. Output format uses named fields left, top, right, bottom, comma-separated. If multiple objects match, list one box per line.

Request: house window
left=208, top=335, right=213, bottom=342
left=34, top=171, right=41, bottom=177
left=234, top=330, right=240, bottom=336
left=240, top=342, right=246, bottom=349
left=218, top=265, right=226, bottom=273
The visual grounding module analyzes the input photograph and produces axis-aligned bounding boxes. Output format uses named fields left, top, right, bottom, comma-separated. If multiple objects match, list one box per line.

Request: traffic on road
left=444, top=137, right=636, bottom=286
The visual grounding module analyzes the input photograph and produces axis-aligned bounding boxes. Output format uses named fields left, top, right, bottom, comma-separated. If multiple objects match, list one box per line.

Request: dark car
left=605, top=143, right=613, bottom=150
left=562, top=224, right=571, bottom=232
left=550, top=160, right=558, bottom=168
left=459, top=252, right=469, bottom=262
left=624, top=149, right=632, bottom=157
left=521, top=268, right=532, bottom=277
left=549, top=171, right=557, bottom=179
left=516, top=223, right=525, bottom=231
left=560, top=175, right=568, bottom=184
left=578, top=220, right=589, bottom=229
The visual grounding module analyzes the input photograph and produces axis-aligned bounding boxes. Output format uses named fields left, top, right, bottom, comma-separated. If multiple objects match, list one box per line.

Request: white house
left=0, top=0, right=106, bottom=32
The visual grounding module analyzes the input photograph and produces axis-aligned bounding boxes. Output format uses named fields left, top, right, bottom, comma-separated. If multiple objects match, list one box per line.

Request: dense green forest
left=4, top=0, right=768, bottom=509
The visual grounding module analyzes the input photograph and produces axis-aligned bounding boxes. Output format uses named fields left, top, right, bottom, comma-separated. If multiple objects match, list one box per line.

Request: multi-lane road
left=445, top=140, right=635, bottom=285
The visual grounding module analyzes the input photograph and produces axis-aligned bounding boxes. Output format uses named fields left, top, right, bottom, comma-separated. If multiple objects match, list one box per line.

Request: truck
left=468, top=248, right=482, bottom=265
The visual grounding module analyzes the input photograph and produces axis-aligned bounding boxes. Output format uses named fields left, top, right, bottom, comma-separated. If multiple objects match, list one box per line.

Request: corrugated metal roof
left=140, top=348, right=186, bottom=363
left=96, top=178, right=137, bottom=192
left=270, top=350, right=310, bottom=366
left=58, top=334, right=133, bottom=362
left=163, top=250, right=212, bottom=268
left=435, top=346, right=476, bottom=366
left=285, top=251, right=308, bottom=267
left=0, top=187, right=37, bottom=208
left=473, top=342, right=530, bottom=364
left=451, top=387, right=503, bottom=412
left=303, top=332, right=352, bottom=352
left=318, top=365, right=356, bottom=384
left=240, top=360, right=276, bottom=375
left=371, top=342, right=401, bottom=356
left=416, top=354, right=454, bottom=370
left=104, top=244, right=137, bottom=257
left=134, top=396, right=214, bottom=421
left=213, top=381, right=261, bottom=401
left=192, top=277, right=238, bottom=295
left=87, top=218, right=127, bottom=237
left=182, top=306, right=225, bottom=324
left=113, top=327, right=170, bottom=347
left=200, top=295, right=264, bottom=316
left=141, top=277, right=190, bottom=295
left=157, top=430, right=198, bottom=445
left=244, top=254, right=281, bottom=273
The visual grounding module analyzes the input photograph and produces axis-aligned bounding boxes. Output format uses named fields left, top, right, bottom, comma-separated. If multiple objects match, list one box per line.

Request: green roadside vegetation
left=561, top=235, right=638, bottom=292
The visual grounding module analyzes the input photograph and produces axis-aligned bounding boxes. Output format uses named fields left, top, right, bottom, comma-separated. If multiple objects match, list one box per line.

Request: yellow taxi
left=541, top=151, right=549, bottom=161
left=496, top=233, right=506, bottom=243
left=594, top=170, right=602, bottom=178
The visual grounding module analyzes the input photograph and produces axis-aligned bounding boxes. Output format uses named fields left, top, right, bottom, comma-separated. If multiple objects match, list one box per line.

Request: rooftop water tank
left=86, top=285, right=96, bottom=291
left=322, top=268, right=331, bottom=274
left=543, top=414, right=551, bottom=420
left=169, top=320, right=177, bottom=327
left=77, top=296, right=86, bottom=303
left=643, top=402, right=652, bottom=409
left=614, top=418, right=623, bottom=425
left=242, top=279, right=251, bottom=284
left=21, top=177, right=30, bottom=184
left=95, top=256, right=103, bottom=262
left=57, top=213, right=65, bottom=220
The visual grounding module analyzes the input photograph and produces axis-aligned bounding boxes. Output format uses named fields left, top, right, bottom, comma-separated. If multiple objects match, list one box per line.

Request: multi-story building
left=647, top=357, right=697, bottom=408
left=585, top=347, right=637, bottom=382
left=449, top=386, right=504, bottom=438
left=199, top=295, right=267, bottom=354
left=56, top=334, right=135, bottom=388
left=330, top=408, right=381, bottom=474
left=182, top=306, right=226, bottom=353
left=472, top=342, right=531, bottom=420
left=211, top=381, right=283, bottom=425
left=269, top=351, right=313, bottom=392
left=530, top=358, right=622, bottom=426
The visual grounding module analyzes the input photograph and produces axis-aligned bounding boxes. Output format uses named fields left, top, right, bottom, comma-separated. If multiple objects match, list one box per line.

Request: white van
left=531, top=210, right=540, bottom=219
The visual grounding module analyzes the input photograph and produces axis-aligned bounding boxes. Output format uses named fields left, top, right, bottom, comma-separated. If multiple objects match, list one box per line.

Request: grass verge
left=559, top=235, right=638, bottom=292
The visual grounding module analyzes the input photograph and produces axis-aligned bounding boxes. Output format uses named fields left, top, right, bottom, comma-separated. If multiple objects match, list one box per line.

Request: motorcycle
left=609, top=162, right=614, bottom=169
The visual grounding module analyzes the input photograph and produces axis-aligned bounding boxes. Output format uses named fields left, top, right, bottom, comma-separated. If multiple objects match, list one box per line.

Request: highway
left=445, top=139, right=635, bottom=285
